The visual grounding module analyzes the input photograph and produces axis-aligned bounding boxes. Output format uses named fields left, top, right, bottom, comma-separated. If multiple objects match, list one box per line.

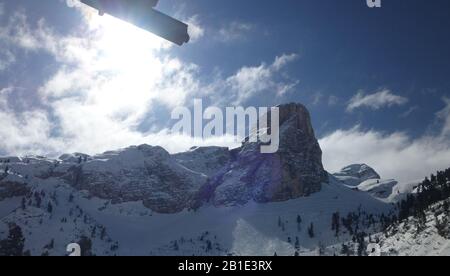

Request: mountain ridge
left=1, top=103, right=449, bottom=256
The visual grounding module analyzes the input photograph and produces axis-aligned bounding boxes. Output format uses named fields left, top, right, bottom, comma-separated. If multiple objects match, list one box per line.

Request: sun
left=76, top=7, right=177, bottom=123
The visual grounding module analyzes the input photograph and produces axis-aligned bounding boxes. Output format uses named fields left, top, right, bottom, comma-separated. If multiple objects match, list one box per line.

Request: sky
left=0, top=0, right=450, bottom=183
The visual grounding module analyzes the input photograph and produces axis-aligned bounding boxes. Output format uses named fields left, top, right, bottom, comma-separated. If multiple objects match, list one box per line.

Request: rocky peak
left=278, top=102, right=315, bottom=137
left=195, top=103, right=328, bottom=207
left=333, top=164, right=381, bottom=187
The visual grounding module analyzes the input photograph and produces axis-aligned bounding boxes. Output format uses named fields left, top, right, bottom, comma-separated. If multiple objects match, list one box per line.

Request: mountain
left=194, top=103, right=328, bottom=208
left=332, top=164, right=399, bottom=200
left=0, top=103, right=449, bottom=256
left=333, top=164, right=381, bottom=187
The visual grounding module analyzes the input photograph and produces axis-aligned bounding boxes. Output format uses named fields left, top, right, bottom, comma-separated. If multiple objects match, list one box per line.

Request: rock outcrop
left=194, top=103, right=328, bottom=207
left=61, top=145, right=208, bottom=213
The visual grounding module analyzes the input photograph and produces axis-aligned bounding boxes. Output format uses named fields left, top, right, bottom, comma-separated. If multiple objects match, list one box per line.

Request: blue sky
left=0, top=0, right=450, bottom=182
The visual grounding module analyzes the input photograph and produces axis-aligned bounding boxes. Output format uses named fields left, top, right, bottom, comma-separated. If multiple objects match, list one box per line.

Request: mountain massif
left=0, top=103, right=449, bottom=256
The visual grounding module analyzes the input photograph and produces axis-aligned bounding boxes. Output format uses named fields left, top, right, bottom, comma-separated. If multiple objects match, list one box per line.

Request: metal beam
left=80, top=0, right=189, bottom=46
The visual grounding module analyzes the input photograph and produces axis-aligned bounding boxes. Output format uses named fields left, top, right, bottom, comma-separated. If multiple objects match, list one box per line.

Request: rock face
left=333, top=164, right=381, bottom=187
left=61, top=145, right=209, bottom=213
left=194, top=103, right=328, bottom=207
left=0, top=103, right=328, bottom=213
left=173, top=147, right=231, bottom=177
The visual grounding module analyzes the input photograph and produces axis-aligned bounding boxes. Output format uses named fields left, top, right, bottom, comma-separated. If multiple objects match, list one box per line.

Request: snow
left=1, top=173, right=393, bottom=256
left=374, top=201, right=450, bottom=256
left=333, top=164, right=380, bottom=187
left=357, top=179, right=397, bottom=199
left=1, top=148, right=448, bottom=256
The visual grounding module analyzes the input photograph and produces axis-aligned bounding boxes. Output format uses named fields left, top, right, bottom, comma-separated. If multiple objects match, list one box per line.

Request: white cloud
left=311, top=92, right=323, bottom=106
left=320, top=98, right=450, bottom=183
left=0, top=8, right=294, bottom=157
left=222, top=53, right=299, bottom=104
left=0, top=48, right=15, bottom=71
left=347, top=89, right=408, bottom=112
left=400, top=106, right=419, bottom=118
left=437, top=97, right=450, bottom=136
left=328, top=95, right=339, bottom=106
left=217, top=21, right=254, bottom=42
left=311, top=92, right=339, bottom=107
left=186, top=15, right=205, bottom=42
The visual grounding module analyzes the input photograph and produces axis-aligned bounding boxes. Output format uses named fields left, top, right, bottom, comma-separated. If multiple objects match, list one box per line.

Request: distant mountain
left=0, top=103, right=448, bottom=256
left=333, top=164, right=381, bottom=187
left=332, top=164, right=398, bottom=200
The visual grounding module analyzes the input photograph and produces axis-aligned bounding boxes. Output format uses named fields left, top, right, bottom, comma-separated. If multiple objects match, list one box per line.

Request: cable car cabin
left=80, top=0, right=190, bottom=46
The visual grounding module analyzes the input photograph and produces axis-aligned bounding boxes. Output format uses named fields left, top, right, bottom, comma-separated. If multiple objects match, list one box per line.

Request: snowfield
left=0, top=168, right=392, bottom=256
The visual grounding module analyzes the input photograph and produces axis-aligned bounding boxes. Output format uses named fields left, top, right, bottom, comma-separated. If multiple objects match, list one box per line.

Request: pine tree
left=47, top=202, right=53, bottom=213
left=331, top=212, right=340, bottom=237
left=34, top=192, right=42, bottom=208
left=307, top=223, right=315, bottom=238
left=443, top=201, right=449, bottom=215
left=340, top=243, right=351, bottom=256
left=100, top=227, right=106, bottom=240
left=206, top=240, right=212, bottom=252
left=0, top=224, right=25, bottom=256
left=44, top=239, right=54, bottom=250
left=296, top=215, right=302, bottom=231
left=295, top=237, right=300, bottom=250
left=21, top=197, right=26, bottom=210
left=78, top=236, right=93, bottom=256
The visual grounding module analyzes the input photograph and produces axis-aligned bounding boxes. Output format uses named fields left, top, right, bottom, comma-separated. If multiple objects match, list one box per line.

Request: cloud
left=320, top=98, right=450, bottom=183
left=437, top=97, right=450, bottom=136
left=328, top=95, right=339, bottom=106
left=0, top=8, right=295, bottom=157
left=0, top=48, right=15, bottom=71
left=311, top=92, right=323, bottom=106
left=217, top=21, right=254, bottom=43
left=347, top=89, right=408, bottom=112
left=400, top=106, right=419, bottom=118
left=0, top=8, right=202, bottom=155
left=221, top=53, right=299, bottom=105
left=0, top=86, right=240, bottom=156
left=0, top=87, right=63, bottom=155
left=186, top=15, right=205, bottom=42
left=311, top=92, right=339, bottom=106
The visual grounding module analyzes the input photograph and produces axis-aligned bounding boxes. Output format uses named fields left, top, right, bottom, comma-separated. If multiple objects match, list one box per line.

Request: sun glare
left=77, top=7, right=176, bottom=123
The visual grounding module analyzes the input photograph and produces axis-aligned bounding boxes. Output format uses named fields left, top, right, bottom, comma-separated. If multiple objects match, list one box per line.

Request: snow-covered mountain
left=0, top=103, right=448, bottom=256
left=333, top=164, right=381, bottom=187
left=332, top=164, right=399, bottom=201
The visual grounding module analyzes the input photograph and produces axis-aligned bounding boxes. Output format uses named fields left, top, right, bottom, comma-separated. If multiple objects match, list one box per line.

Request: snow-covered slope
left=0, top=173, right=392, bottom=256
left=371, top=200, right=450, bottom=256
left=357, top=179, right=397, bottom=199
